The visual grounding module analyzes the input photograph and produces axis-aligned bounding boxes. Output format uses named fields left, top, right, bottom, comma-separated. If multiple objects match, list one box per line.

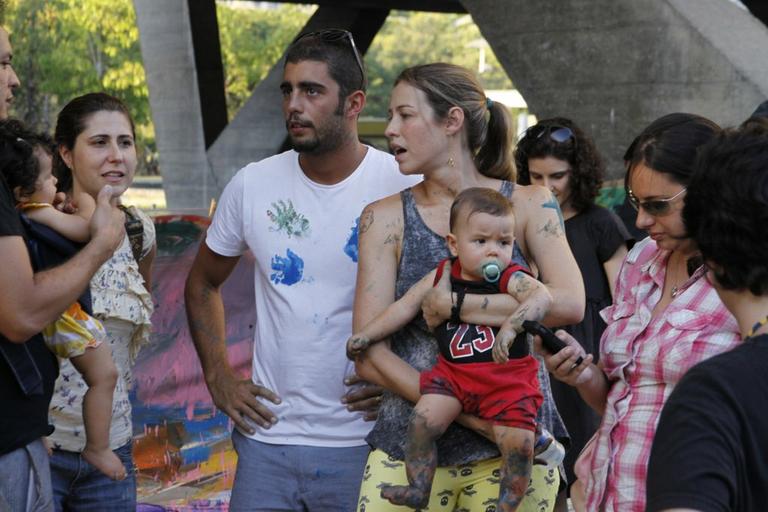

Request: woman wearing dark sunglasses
left=539, top=113, right=740, bottom=512
left=515, top=117, right=633, bottom=507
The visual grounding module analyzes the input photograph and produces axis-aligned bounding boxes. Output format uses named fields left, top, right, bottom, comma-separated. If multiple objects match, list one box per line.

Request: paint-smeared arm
left=493, top=272, right=553, bottom=364
left=353, top=199, right=423, bottom=402
left=185, top=240, right=280, bottom=434
left=421, top=266, right=518, bottom=329
left=521, top=185, right=584, bottom=326
left=347, top=269, right=435, bottom=360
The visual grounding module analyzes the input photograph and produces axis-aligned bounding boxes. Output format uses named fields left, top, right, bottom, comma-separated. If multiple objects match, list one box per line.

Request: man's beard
left=287, top=112, right=347, bottom=155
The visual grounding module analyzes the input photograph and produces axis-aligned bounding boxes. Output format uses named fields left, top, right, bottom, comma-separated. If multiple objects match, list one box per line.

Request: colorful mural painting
left=132, top=215, right=253, bottom=511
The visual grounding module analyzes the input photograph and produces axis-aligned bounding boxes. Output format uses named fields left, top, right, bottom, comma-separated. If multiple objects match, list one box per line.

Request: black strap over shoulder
left=119, top=205, right=144, bottom=263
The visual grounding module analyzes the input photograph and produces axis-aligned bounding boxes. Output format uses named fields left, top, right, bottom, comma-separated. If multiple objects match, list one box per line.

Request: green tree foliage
left=363, top=12, right=513, bottom=117
left=216, top=3, right=313, bottom=118
left=3, top=1, right=515, bottom=173
left=5, top=0, right=156, bottom=171
left=6, top=0, right=148, bottom=132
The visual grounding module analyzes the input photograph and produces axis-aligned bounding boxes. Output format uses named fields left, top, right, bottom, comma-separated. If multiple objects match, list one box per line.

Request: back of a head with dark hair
left=395, top=63, right=515, bottom=181
left=449, top=187, right=514, bottom=232
left=285, top=31, right=366, bottom=108
left=53, top=92, right=134, bottom=193
left=0, top=118, right=54, bottom=200
left=514, top=117, right=605, bottom=212
left=684, top=122, right=768, bottom=296
left=624, top=113, right=721, bottom=190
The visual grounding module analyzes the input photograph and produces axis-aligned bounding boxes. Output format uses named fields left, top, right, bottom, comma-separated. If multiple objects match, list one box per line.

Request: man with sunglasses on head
left=185, top=29, right=419, bottom=511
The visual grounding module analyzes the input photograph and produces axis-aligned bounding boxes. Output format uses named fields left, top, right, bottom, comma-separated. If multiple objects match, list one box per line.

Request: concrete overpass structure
left=133, top=0, right=768, bottom=209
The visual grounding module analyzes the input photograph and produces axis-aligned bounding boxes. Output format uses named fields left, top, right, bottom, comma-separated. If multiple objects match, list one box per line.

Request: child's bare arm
left=74, top=192, right=97, bottom=222
left=25, top=204, right=91, bottom=242
left=347, top=269, right=436, bottom=360
left=493, top=272, right=553, bottom=363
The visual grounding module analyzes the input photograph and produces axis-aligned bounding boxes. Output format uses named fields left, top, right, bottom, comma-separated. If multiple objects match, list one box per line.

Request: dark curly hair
left=0, top=118, right=54, bottom=200
left=514, top=117, right=604, bottom=213
left=684, top=121, right=768, bottom=296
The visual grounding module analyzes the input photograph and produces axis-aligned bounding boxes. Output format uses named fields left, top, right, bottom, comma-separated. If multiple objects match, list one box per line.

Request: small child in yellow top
left=4, top=130, right=126, bottom=481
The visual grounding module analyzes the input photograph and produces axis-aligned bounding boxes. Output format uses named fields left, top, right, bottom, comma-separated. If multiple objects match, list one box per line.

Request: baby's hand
left=346, top=334, right=372, bottom=360
left=493, top=328, right=517, bottom=364
left=82, top=446, right=127, bottom=481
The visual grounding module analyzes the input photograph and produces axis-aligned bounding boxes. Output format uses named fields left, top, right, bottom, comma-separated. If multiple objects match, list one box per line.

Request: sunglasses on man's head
left=626, top=187, right=687, bottom=217
left=292, top=29, right=366, bottom=91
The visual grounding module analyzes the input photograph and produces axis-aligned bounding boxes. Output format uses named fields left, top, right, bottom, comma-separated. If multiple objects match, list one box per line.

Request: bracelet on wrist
left=450, top=287, right=466, bottom=324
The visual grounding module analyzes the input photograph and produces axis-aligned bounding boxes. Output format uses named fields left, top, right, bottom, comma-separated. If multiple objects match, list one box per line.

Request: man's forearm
left=185, top=276, right=231, bottom=381
left=5, top=239, right=112, bottom=342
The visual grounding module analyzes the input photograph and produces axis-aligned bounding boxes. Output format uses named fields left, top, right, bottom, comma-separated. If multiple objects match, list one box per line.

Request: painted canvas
left=133, top=214, right=253, bottom=511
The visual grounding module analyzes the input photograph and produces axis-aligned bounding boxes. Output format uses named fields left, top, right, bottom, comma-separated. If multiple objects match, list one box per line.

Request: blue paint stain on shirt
left=344, top=217, right=359, bottom=262
left=270, top=248, right=304, bottom=285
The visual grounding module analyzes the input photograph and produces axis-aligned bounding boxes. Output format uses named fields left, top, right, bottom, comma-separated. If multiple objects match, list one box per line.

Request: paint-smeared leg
left=493, top=425, right=534, bottom=512
left=381, top=394, right=461, bottom=509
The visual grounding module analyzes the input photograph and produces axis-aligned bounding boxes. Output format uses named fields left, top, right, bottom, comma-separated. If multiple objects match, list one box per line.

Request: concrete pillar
left=133, top=0, right=214, bottom=211
left=464, top=0, right=768, bottom=178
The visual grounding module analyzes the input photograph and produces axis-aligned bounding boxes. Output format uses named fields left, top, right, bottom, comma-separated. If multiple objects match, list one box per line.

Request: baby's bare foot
left=82, top=447, right=127, bottom=480
left=380, top=484, right=429, bottom=509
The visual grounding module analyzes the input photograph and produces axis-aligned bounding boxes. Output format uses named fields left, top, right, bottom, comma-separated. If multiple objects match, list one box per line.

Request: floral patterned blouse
left=48, top=206, right=155, bottom=452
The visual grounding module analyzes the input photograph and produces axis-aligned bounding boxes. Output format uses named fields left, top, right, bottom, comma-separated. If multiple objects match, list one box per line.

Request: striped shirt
left=581, top=238, right=740, bottom=511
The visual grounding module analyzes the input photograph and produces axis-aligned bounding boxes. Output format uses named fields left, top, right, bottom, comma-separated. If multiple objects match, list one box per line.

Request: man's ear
left=444, top=106, right=465, bottom=137
left=345, top=90, right=366, bottom=119
left=446, top=233, right=460, bottom=258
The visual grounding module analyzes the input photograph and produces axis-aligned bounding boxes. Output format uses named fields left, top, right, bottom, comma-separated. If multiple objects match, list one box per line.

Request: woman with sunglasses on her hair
left=353, top=63, right=585, bottom=511
left=515, top=118, right=632, bottom=504
left=540, top=113, right=740, bottom=512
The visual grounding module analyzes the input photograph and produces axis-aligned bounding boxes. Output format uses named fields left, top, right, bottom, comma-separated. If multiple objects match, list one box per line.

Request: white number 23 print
left=447, top=323, right=495, bottom=359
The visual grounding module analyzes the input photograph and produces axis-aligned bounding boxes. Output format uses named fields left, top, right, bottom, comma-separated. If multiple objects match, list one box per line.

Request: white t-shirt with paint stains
left=206, top=147, right=419, bottom=446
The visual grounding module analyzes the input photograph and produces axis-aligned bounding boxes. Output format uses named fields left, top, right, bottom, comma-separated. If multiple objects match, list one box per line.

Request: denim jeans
left=0, top=438, right=53, bottom=512
left=230, top=430, right=369, bottom=511
left=49, top=442, right=136, bottom=512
